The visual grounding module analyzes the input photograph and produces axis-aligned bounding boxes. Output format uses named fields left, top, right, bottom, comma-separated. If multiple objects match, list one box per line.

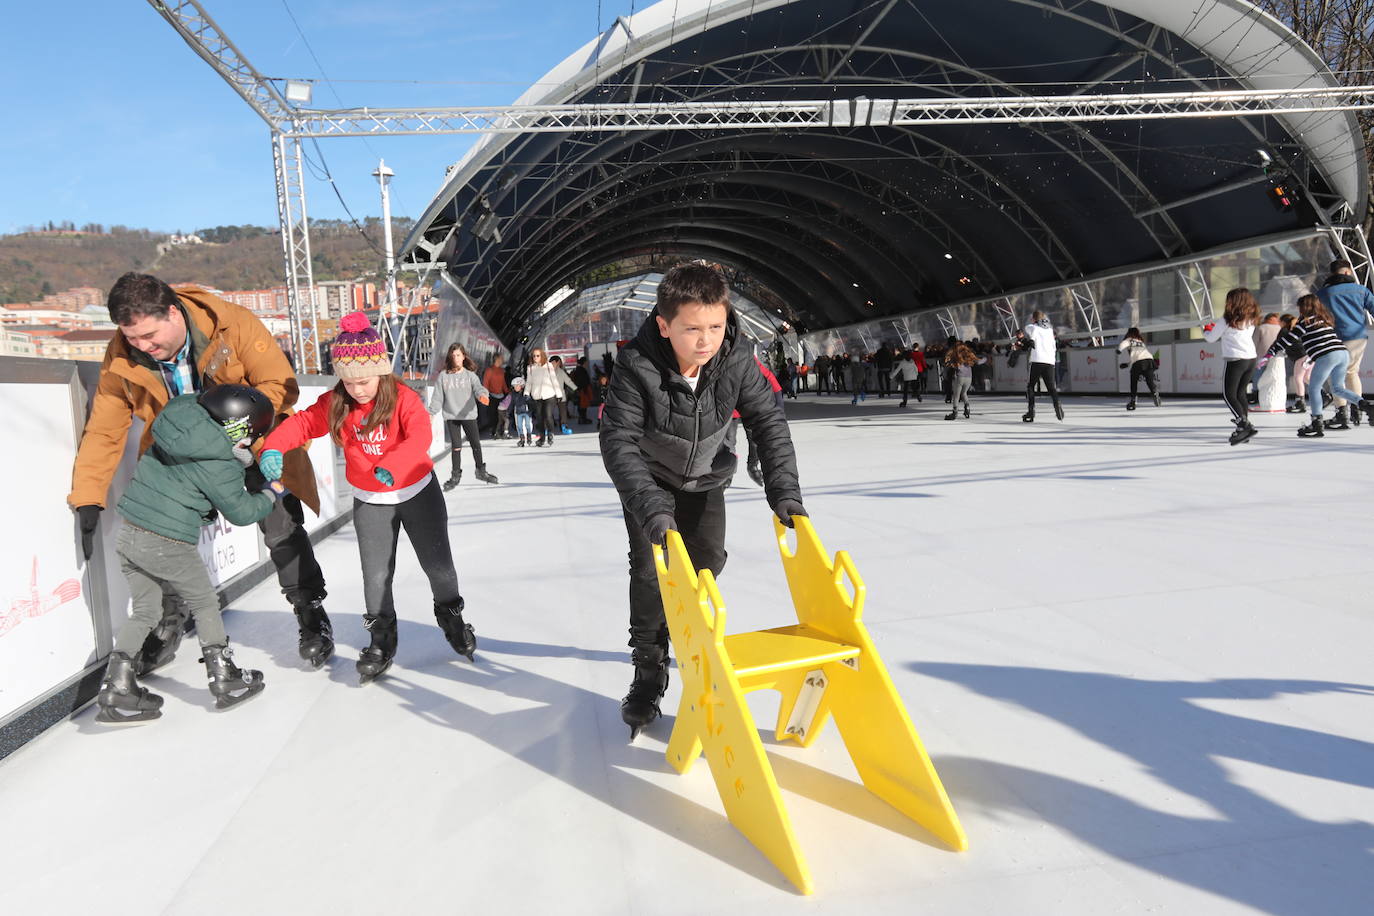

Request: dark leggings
left=1223, top=358, right=1256, bottom=423
left=1129, top=361, right=1158, bottom=397
left=533, top=397, right=558, bottom=438
left=352, top=475, right=460, bottom=621
left=1026, top=363, right=1061, bottom=411
left=444, top=418, right=483, bottom=472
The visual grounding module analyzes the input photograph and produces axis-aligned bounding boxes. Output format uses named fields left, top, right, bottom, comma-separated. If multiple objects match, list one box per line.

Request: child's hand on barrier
left=374, top=466, right=394, bottom=487
left=258, top=449, right=284, bottom=480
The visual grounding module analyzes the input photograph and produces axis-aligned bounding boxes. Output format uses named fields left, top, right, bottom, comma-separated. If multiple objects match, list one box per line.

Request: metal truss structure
left=273, top=85, right=1374, bottom=138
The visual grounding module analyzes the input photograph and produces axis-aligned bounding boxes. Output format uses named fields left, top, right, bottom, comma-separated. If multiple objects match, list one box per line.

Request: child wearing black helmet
left=95, top=383, right=282, bottom=724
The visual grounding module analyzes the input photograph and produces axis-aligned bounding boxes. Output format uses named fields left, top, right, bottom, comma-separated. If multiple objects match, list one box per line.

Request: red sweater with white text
left=264, top=383, right=434, bottom=493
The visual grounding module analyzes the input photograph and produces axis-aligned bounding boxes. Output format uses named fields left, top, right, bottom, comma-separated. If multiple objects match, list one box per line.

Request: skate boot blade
left=627, top=725, right=643, bottom=742
left=94, top=706, right=162, bottom=725
left=357, top=658, right=393, bottom=684
left=213, top=681, right=265, bottom=710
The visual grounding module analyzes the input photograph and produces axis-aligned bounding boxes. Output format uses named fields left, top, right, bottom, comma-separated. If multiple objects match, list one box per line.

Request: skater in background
left=890, top=350, right=922, bottom=407
left=260, top=313, right=477, bottom=684
left=524, top=348, right=576, bottom=446
left=1249, top=313, right=1283, bottom=404
left=1264, top=294, right=1374, bottom=438
left=1117, top=327, right=1161, bottom=410
left=1023, top=311, right=1064, bottom=422
left=96, top=384, right=279, bottom=723
left=481, top=354, right=511, bottom=439
left=503, top=377, right=534, bottom=445
left=429, top=342, right=497, bottom=490
left=1279, top=314, right=1312, bottom=414
left=1202, top=288, right=1261, bottom=445
left=600, top=262, right=806, bottom=740
left=1315, top=258, right=1374, bottom=430
left=944, top=342, right=978, bottom=420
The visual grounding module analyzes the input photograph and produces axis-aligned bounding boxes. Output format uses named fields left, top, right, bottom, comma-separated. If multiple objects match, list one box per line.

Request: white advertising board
left=296, top=384, right=342, bottom=534
left=992, top=353, right=1030, bottom=392
left=1359, top=340, right=1374, bottom=390
left=1173, top=341, right=1224, bottom=394
left=0, top=383, right=98, bottom=721
left=1066, top=349, right=1118, bottom=392
left=196, top=514, right=262, bottom=588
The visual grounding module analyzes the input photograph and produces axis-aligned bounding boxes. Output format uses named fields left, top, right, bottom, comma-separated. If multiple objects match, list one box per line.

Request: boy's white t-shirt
left=681, top=373, right=700, bottom=392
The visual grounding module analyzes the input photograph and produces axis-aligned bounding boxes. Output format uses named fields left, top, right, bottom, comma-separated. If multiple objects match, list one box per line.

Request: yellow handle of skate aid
left=651, top=519, right=965, bottom=896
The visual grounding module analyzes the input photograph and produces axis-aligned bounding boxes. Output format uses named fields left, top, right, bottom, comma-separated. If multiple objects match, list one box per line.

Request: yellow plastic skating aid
left=653, top=516, right=966, bottom=895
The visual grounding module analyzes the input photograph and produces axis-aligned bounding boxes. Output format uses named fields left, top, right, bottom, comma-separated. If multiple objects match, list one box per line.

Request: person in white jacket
left=1117, top=327, right=1160, bottom=410
left=1023, top=311, right=1063, bottom=422
left=1201, top=288, right=1260, bottom=445
left=524, top=347, right=577, bottom=446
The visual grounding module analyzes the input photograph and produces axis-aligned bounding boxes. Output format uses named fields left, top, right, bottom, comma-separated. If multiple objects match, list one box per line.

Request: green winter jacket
left=116, top=394, right=275, bottom=544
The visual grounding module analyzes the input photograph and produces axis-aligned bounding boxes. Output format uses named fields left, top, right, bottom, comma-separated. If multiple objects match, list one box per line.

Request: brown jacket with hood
left=68, top=286, right=320, bottom=513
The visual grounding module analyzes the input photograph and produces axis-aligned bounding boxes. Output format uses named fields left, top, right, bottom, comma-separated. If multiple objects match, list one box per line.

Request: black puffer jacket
left=600, top=309, right=801, bottom=526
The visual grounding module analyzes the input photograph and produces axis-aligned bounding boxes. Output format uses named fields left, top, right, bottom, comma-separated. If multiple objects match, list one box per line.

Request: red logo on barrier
left=1, top=557, right=82, bottom=638
left=1199, top=350, right=1216, bottom=360
left=1087, top=356, right=1098, bottom=365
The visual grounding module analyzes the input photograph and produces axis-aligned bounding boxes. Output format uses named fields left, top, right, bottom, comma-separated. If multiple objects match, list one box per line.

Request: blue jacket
left=1316, top=274, right=1374, bottom=341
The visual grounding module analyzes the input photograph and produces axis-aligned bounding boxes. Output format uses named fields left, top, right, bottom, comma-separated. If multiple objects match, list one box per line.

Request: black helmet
left=197, top=384, right=273, bottom=443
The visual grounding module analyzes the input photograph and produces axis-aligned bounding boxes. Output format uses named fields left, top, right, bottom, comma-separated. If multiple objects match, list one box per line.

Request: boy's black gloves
left=773, top=499, right=807, bottom=528
left=644, top=513, right=677, bottom=547
left=76, top=505, right=101, bottom=560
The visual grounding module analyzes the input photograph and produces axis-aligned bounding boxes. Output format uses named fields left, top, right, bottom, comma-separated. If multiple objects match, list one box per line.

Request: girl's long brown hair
left=949, top=342, right=977, bottom=366
left=444, top=343, right=475, bottom=373
left=1296, top=293, right=1334, bottom=326
left=1222, top=288, right=1260, bottom=329
left=326, top=374, right=401, bottom=446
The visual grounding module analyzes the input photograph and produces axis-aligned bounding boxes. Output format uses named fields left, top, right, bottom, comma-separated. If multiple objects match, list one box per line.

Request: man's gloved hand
left=644, top=513, right=676, bottom=547
left=773, top=498, right=808, bottom=529
left=374, top=467, right=394, bottom=487
left=230, top=438, right=255, bottom=468
left=258, top=449, right=284, bottom=481
left=76, top=505, right=101, bottom=561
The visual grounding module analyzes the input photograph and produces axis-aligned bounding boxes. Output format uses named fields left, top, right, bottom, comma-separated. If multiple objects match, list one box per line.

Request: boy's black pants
left=623, top=482, right=727, bottom=650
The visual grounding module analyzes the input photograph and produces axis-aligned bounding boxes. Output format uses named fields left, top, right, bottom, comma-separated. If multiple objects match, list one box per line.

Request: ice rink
left=2, top=393, right=1371, bottom=915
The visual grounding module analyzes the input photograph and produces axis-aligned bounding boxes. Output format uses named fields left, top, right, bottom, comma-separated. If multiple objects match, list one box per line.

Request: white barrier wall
left=1066, top=350, right=1117, bottom=392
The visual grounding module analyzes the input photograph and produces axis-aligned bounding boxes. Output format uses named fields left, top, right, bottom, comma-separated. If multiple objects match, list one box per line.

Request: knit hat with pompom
left=331, top=312, right=390, bottom=379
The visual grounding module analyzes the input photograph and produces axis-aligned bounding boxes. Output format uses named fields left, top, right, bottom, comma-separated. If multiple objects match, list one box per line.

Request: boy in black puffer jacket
left=599, top=261, right=806, bottom=739
left=96, top=385, right=281, bottom=724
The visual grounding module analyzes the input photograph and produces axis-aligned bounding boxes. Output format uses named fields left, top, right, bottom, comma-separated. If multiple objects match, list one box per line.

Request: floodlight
left=284, top=80, right=313, bottom=105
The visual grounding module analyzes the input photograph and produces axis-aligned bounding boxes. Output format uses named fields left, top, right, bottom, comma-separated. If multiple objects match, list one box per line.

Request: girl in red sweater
left=259, top=312, right=476, bottom=683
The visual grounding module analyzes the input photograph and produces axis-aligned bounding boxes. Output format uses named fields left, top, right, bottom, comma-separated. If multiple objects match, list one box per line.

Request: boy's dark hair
left=656, top=261, right=730, bottom=321
left=1330, top=258, right=1354, bottom=274
left=108, top=272, right=178, bottom=326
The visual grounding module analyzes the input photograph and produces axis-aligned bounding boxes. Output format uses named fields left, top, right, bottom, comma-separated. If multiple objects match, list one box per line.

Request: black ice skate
left=1297, top=419, right=1324, bottom=438
left=95, top=651, right=164, bottom=724
left=621, top=645, right=670, bottom=741
left=356, top=615, right=398, bottom=684
left=474, top=464, right=499, bottom=484
left=944, top=410, right=958, bottom=420
left=1228, top=422, right=1258, bottom=446
left=1153, top=392, right=1162, bottom=407
left=1022, top=411, right=1035, bottom=423
left=292, top=598, right=334, bottom=668
left=1054, top=402, right=1065, bottom=421
left=136, top=598, right=188, bottom=675
left=200, top=644, right=265, bottom=710
left=1325, top=407, right=1350, bottom=430
left=1125, top=400, right=1136, bottom=411
left=435, top=598, right=477, bottom=662
left=442, top=469, right=462, bottom=491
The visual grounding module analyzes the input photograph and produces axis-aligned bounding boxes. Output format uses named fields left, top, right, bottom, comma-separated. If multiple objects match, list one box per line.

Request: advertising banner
left=1173, top=341, right=1223, bottom=394
left=196, top=514, right=262, bottom=588
left=297, top=384, right=342, bottom=534
left=0, top=382, right=97, bottom=721
left=991, top=352, right=1030, bottom=392
left=1066, top=348, right=1118, bottom=392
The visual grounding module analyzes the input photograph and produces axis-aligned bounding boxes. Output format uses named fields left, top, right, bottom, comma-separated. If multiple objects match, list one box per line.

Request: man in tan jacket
left=69, top=272, right=334, bottom=670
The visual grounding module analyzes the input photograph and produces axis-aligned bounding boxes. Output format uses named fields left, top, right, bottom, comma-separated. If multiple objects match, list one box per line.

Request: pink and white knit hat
left=331, top=312, right=390, bottom=379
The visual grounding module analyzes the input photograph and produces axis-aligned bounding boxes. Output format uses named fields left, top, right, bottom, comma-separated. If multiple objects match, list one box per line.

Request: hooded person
left=598, top=261, right=806, bottom=739
left=1022, top=311, right=1064, bottom=422
left=95, top=384, right=280, bottom=723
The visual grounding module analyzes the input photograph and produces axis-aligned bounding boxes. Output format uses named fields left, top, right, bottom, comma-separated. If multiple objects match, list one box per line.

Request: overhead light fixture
left=943, top=253, right=954, bottom=260
left=284, top=79, right=313, bottom=105
left=1256, top=149, right=1273, bottom=170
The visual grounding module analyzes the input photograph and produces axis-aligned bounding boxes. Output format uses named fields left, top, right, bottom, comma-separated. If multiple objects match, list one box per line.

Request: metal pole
left=373, top=159, right=397, bottom=316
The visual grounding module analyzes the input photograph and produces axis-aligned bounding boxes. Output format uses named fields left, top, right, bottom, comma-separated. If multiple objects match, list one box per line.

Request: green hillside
left=0, top=218, right=410, bottom=304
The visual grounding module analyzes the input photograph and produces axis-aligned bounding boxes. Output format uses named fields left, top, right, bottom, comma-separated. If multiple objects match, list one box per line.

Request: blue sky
left=1, top=1, right=639, bottom=235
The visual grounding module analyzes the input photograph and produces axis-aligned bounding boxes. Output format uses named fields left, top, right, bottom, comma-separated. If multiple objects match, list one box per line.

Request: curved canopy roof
left=399, top=0, right=1366, bottom=343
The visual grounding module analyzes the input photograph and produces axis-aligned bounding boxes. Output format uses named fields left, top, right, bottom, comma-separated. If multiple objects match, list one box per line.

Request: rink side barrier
left=0, top=359, right=444, bottom=761
left=987, top=342, right=1374, bottom=395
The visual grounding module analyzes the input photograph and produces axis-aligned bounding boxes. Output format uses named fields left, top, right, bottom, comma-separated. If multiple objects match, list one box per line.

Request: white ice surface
left=2, top=394, right=1372, bottom=915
